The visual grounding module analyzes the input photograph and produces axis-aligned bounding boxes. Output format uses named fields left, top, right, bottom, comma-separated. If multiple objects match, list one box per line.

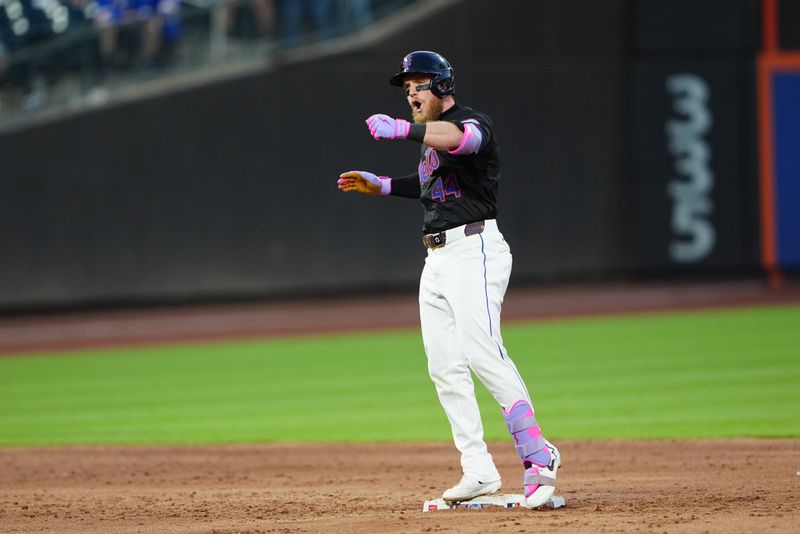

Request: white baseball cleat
left=525, top=440, right=561, bottom=508
left=442, top=474, right=502, bottom=503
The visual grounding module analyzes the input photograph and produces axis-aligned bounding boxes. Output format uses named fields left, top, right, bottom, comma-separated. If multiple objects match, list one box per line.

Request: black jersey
left=417, top=104, right=500, bottom=234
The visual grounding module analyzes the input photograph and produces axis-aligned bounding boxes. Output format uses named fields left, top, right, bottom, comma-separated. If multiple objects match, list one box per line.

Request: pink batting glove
left=366, top=114, right=411, bottom=140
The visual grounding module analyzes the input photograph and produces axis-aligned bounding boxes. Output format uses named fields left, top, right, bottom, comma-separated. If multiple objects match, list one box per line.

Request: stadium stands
left=0, top=0, right=414, bottom=119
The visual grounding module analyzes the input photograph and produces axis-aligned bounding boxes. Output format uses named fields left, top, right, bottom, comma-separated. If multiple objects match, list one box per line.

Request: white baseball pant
left=419, top=219, right=532, bottom=482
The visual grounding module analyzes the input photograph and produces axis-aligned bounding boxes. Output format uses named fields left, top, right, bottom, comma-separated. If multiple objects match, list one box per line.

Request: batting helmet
left=389, top=51, right=455, bottom=98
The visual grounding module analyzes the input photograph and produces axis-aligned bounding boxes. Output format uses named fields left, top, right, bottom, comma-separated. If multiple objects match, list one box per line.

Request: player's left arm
left=418, top=121, right=466, bottom=152
left=366, top=114, right=488, bottom=154
left=425, top=119, right=487, bottom=154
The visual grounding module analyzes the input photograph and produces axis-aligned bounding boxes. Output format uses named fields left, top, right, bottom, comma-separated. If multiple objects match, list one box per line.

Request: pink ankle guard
left=503, top=400, right=546, bottom=463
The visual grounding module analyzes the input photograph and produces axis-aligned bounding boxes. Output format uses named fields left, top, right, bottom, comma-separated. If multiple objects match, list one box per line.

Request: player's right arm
left=338, top=171, right=388, bottom=195
left=337, top=171, right=420, bottom=198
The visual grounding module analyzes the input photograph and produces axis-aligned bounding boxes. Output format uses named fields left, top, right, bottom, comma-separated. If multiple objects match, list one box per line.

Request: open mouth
left=412, top=100, right=423, bottom=112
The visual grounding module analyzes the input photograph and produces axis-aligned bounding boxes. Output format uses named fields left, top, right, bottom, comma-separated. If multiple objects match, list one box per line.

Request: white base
left=423, top=493, right=566, bottom=512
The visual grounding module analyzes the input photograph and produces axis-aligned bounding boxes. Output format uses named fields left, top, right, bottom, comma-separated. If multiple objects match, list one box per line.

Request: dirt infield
left=2, top=279, right=800, bottom=532
left=1, top=440, right=799, bottom=533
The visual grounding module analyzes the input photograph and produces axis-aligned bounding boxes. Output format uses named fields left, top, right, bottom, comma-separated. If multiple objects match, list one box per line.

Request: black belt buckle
left=422, top=232, right=446, bottom=249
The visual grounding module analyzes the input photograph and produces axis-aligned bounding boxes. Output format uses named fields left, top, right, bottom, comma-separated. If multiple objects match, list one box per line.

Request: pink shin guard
left=503, top=400, right=551, bottom=497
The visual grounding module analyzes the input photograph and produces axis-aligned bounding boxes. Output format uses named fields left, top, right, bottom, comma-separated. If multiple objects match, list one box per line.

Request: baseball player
left=337, top=51, right=560, bottom=507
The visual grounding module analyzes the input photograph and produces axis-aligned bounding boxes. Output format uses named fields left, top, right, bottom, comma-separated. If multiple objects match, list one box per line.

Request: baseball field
left=1, top=281, right=799, bottom=532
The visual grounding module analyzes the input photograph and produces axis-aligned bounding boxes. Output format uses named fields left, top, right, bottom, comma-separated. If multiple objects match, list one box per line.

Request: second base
left=423, top=493, right=566, bottom=512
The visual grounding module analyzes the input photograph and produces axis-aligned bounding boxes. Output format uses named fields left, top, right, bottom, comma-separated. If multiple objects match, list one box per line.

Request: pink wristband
left=395, top=119, right=410, bottom=139
left=378, top=176, right=392, bottom=195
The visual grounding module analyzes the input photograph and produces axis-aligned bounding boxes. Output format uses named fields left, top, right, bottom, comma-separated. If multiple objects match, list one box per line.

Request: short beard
left=412, top=97, right=445, bottom=124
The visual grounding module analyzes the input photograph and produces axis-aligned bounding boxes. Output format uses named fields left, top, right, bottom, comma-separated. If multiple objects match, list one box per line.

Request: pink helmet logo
left=402, top=55, right=412, bottom=69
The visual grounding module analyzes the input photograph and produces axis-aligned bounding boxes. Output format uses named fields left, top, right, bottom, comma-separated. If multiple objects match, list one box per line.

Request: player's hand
left=337, top=171, right=391, bottom=196
left=366, top=114, right=411, bottom=140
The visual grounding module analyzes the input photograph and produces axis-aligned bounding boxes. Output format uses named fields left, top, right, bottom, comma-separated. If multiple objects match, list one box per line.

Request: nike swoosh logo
left=546, top=445, right=557, bottom=470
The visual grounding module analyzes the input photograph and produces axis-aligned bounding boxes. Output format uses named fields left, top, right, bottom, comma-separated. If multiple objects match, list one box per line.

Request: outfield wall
left=0, top=0, right=785, bottom=309
left=628, top=0, right=761, bottom=273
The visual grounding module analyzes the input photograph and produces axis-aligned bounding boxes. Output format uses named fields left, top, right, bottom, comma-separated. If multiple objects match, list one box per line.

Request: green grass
left=1, top=305, right=798, bottom=446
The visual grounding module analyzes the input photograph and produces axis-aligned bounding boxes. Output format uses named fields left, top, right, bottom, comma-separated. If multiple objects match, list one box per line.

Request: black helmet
left=389, top=51, right=455, bottom=98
